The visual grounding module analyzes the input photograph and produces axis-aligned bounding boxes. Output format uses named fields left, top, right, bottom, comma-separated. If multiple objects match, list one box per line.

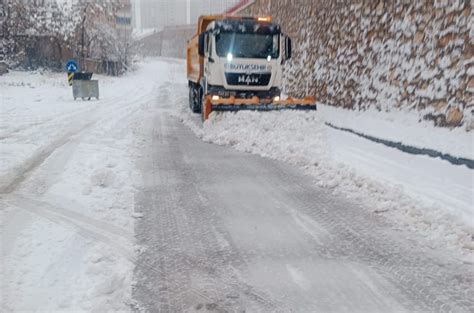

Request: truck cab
left=187, top=16, right=292, bottom=113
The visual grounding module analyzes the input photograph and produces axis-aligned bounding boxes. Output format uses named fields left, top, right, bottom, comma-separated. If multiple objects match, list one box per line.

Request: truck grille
left=225, top=73, right=271, bottom=86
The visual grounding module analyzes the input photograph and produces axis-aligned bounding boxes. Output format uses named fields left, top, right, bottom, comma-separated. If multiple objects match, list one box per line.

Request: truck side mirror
left=285, top=37, right=292, bottom=59
left=198, top=33, right=205, bottom=57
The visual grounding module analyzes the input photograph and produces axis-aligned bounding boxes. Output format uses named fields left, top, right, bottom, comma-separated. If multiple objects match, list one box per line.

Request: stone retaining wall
left=240, top=0, right=473, bottom=128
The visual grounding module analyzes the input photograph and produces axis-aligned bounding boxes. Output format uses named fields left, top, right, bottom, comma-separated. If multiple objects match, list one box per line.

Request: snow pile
left=178, top=108, right=473, bottom=258
left=199, top=111, right=328, bottom=166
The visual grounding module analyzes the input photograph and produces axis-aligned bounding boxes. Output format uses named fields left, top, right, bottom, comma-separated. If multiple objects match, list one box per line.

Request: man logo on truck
left=238, top=75, right=259, bottom=85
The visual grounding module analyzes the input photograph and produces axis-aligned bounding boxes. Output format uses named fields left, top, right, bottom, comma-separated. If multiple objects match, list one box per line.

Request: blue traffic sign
left=65, top=60, right=79, bottom=73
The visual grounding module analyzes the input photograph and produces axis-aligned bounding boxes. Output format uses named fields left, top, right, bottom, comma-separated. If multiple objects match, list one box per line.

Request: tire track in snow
left=0, top=87, right=152, bottom=195
left=4, top=196, right=195, bottom=307
left=1, top=89, right=155, bottom=260
left=5, top=195, right=135, bottom=261
left=133, top=112, right=289, bottom=312
left=0, top=120, right=95, bottom=194
left=266, top=161, right=474, bottom=312
left=6, top=194, right=133, bottom=239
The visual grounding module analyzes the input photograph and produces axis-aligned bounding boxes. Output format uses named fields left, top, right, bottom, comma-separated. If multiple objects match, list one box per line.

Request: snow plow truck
left=186, top=15, right=316, bottom=121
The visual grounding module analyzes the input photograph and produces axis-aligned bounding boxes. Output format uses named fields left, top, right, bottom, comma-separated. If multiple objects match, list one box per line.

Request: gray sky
left=132, top=0, right=241, bottom=30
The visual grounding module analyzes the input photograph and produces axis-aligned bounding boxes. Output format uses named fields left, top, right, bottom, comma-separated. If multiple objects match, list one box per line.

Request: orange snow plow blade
left=202, top=96, right=316, bottom=121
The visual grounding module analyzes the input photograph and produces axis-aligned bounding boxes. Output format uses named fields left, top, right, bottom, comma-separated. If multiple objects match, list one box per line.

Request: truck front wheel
left=189, top=83, right=202, bottom=114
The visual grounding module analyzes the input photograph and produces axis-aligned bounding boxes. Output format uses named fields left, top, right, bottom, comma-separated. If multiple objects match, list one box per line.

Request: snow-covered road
left=134, top=100, right=472, bottom=311
left=2, top=58, right=473, bottom=312
left=1, top=60, right=173, bottom=311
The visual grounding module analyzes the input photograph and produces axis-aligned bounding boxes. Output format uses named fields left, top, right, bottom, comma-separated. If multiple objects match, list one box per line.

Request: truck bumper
left=202, top=96, right=316, bottom=121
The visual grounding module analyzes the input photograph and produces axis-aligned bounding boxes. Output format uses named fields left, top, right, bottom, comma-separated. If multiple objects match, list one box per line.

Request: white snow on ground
left=325, top=127, right=473, bottom=227
left=1, top=70, right=111, bottom=187
left=1, top=57, right=473, bottom=310
left=0, top=60, right=178, bottom=311
left=319, top=104, right=474, bottom=160
left=176, top=102, right=474, bottom=260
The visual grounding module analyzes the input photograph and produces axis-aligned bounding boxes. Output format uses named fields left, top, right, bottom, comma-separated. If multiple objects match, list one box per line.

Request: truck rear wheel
left=188, top=86, right=194, bottom=110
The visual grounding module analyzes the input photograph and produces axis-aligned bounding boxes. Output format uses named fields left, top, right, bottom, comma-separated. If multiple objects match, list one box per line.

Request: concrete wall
left=241, top=0, right=473, bottom=128
left=161, top=25, right=195, bottom=58
left=136, top=25, right=195, bottom=59
left=136, top=30, right=163, bottom=57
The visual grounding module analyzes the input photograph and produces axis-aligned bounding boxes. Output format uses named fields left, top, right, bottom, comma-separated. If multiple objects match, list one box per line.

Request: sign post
left=65, top=60, right=79, bottom=86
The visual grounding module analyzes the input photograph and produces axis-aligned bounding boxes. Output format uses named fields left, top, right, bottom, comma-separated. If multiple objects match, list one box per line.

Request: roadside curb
left=325, top=122, right=474, bottom=170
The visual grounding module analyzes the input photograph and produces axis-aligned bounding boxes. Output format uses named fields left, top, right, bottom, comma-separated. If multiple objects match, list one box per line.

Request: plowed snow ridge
left=177, top=100, right=473, bottom=258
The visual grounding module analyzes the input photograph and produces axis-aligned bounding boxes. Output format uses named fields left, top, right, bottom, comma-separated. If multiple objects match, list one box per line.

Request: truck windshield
left=215, top=33, right=279, bottom=59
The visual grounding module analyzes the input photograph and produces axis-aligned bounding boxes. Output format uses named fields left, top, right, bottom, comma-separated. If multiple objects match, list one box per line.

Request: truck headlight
left=212, top=95, right=219, bottom=101
left=274, top=96, right=280, bottom=101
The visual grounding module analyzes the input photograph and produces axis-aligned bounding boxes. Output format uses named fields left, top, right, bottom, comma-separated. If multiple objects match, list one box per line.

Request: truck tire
left=188, top=86, right=194, bottom=110
left=189, top=84, right=202, bottom=113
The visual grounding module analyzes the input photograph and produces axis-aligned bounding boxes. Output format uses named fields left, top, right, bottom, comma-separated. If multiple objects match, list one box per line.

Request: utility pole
left=80, top=2, right=89, bottom=71
left=186, top=0, right=190, bottom=25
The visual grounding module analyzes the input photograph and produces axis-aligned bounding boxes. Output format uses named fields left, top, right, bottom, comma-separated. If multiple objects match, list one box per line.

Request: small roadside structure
left=65, top=59, right=99, bottom=100
left=72, top=72, right=99, bottom=101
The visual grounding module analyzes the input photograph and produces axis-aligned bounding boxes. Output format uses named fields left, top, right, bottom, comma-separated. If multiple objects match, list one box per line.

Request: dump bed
left=186, top=35, right=200, bottom=84
left=186, top=15, right=223, bottom=84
